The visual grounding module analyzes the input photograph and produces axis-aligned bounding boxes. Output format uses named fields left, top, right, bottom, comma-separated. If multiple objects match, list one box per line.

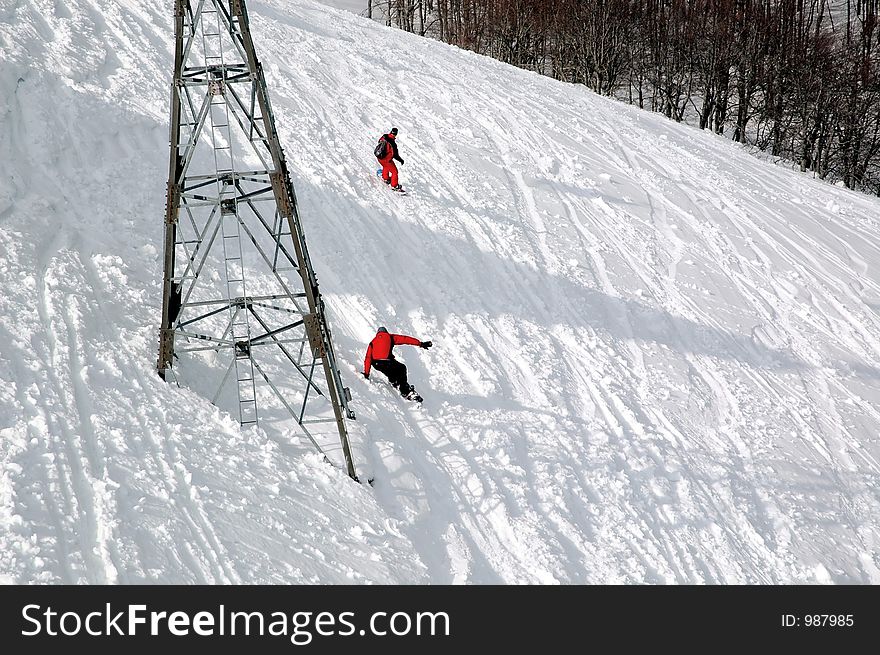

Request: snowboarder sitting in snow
left=375, top=127, right=405, bottom=192
left=363, top=326, right=431, bottom=402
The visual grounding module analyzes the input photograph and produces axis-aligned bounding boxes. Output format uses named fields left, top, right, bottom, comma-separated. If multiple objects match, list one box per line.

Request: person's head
left=389, top=127, right=398, bottom=139
left=377, top=326, right=388, bottom=334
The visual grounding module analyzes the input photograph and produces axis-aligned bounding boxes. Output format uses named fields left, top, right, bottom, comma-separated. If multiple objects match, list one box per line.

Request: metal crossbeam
left=157, top=0, right=358, bottom=480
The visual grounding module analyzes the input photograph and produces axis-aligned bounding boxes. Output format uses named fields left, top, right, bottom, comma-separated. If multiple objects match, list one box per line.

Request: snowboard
left=365, top=373, right=423, bottom=403
left=390, top=380, right=422, bottom=404
left=375, top=168, right=408, bottom=195
left=389, top=380, right=423, bottom=403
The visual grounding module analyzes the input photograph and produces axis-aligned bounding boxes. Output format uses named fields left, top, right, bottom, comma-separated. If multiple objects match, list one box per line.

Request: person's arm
left=363, top=342, right=373, bottom=376
left=392, top=142, right=404, bottom=164
left=392, top=334, right=425, bottom=348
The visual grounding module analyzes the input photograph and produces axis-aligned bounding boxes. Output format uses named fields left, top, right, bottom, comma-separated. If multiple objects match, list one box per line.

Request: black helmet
left=390, top=127, right=398, bottom=135
left=377, top=326, right=388, bottom=333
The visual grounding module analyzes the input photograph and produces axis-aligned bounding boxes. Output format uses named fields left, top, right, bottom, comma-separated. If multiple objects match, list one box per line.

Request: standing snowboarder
left=375, top=127, right=405, bottom=192
left=363, top=326, right=431, bottom=402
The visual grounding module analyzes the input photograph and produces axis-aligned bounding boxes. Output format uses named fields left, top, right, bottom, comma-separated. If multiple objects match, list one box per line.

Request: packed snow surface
left=2, top=0, right=880, bottom=583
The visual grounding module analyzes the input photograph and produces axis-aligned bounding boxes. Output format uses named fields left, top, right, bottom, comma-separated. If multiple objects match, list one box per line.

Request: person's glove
left=420, top=340, right=432, bottom=349
left=363, top=372, right=370, bottom=379
left=399, top=158, right=405, bottom=165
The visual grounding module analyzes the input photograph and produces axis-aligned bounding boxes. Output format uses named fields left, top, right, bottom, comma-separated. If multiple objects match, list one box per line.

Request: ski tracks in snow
left=275, top=0, right=880, bottom=582
left=1, top=224, right=240, bottom=583
left=4, top=0, right=880, bottom=584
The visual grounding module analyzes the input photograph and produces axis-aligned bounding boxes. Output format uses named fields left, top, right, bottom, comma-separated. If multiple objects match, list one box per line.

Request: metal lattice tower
left=157, top=0, right=357, bottom=480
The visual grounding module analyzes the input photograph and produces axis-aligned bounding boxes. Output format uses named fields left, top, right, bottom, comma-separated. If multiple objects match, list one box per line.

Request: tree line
left=371, top=0, right=880, bottom=195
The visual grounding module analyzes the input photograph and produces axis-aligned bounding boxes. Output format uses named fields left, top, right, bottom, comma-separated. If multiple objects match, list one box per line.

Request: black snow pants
left=371, top=358, right=412, bottom=396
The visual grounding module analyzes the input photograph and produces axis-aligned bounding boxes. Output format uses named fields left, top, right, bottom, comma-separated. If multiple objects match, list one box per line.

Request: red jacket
left=364, top=331, right=421, bottom=375
left=378, top=133, right=402, bottom=164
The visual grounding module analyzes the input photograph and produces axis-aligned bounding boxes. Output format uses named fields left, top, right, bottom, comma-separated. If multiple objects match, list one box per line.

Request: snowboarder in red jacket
left=363, top=326, right=431, bottom=402
left=376, top=127, right=405, bottom=191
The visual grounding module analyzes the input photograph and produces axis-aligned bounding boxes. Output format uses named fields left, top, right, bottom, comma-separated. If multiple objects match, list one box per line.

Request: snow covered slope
left=0, top=0, right=424, bottom=584
left=315, top=0, right=368, bottom=14
left=2, top=0, right=880, bottom=584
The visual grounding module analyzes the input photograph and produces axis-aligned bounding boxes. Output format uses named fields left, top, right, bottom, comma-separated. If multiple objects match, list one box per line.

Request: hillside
left=1, top=0, right=879, bottom=583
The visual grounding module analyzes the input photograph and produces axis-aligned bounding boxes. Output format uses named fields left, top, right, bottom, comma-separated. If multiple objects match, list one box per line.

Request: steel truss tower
left=157, top=0, right=357, bottom=480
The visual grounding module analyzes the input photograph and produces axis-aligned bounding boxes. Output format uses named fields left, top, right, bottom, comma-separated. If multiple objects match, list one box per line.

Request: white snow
left=315, top=0, right=369, bottom=15
left=2, top=0, right=880, bottom=584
